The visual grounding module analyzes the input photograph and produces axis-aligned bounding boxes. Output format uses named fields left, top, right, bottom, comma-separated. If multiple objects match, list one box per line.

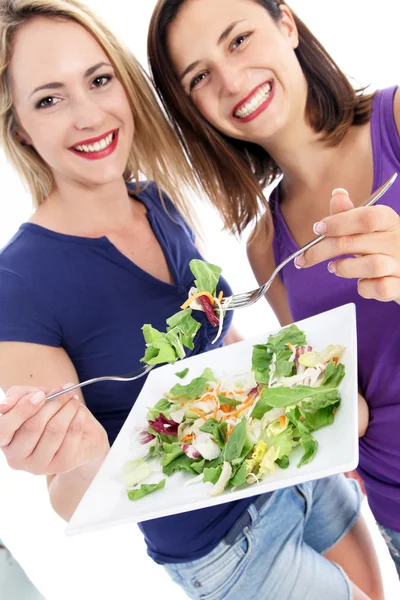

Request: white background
left=0, top=1, right=399, bottom=598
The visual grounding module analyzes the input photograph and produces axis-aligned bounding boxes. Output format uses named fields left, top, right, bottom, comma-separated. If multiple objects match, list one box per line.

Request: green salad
left=124, top=324, right=345, bottom=501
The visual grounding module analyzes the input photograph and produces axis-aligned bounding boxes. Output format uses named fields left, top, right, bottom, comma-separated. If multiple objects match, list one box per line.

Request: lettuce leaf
left=189, top=259, right=222, bottom=295
left=127, top=479, right=166, bottom=501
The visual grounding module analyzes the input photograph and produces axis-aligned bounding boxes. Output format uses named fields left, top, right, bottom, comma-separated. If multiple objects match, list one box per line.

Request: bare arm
left=246, top=215, right=293, bottom=327
left=0, top=342, right=109, bottom=521
left=394, top=86, right=400, bottom=136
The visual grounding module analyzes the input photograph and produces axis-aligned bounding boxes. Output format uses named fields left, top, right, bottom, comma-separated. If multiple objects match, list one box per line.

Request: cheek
left=192, top=91, right=220, bottom=127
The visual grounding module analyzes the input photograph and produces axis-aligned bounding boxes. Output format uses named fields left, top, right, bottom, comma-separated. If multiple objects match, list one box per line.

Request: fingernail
left=327, top=261, right=336, bottom=273
left=30, top=391, right=45, bottom=405
left=313, top=221, right=327, bottom=235
left=294, top=254, right=305, bottom=269
left=73, top=394, right=80, bottom=401
left=332, top=188, right=349, bottom=196
left=0, top=394, right=8, bottom=405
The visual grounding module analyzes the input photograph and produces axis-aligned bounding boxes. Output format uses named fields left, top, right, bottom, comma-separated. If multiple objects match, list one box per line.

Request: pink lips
left=68, top=129, right=119, bottom=161
left=232, top=81, right=274, bottom=124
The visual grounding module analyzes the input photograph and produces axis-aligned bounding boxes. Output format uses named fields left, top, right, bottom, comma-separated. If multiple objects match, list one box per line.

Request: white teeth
left=234, top=83, right=272, bottom=119
left=73, top=132, right=114, bottom=153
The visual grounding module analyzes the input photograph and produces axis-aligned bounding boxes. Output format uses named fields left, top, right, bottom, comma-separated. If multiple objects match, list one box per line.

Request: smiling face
left=167, top=0, right=308, bottom=146
left=10, top=16, right=134, bottom=192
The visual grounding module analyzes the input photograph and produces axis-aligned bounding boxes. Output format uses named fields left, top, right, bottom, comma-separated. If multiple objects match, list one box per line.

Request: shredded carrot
left=280, top=415, right=286, bottom=427
left=217, top=291, right=223, bottom=303
left=216, top=383, right=221, bottom=395
left=190, top=408, right=207, bottom=420
left=333, top=357, right=339, bottom=366
left=227, top=425, right=234, bottom=438
left=181, top=291, right=215, bottom=310
left=182, top=434, right=193, bottom=443
left=209, top=407, right=218, bottom=420
left=220, top=404, right=231, bottom=414
left=222, top=396, right=255, bottom=421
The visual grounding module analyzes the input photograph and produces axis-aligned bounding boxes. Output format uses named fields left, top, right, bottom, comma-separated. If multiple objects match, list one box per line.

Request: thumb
left=330, top=188, right=355, bottom=216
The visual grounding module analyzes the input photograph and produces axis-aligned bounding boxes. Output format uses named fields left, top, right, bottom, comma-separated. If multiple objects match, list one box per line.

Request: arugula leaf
left=189, top=259, right=222, bottom=295
left=257, top=385, right=341, bottom=411
left=127, top=479, right=166, bottom=501
left=224, top=418, right=247, bottom=461
left=175, top=368, right=189, bottom=379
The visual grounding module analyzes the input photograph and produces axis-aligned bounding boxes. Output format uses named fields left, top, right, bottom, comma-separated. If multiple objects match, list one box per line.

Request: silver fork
left=221, top=173, right=398, bottom=312
left=45, top=364, right=154, bottom=402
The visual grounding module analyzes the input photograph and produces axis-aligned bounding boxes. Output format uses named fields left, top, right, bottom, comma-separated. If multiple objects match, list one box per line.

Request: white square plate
left=66, top=303, right=358, bottom=536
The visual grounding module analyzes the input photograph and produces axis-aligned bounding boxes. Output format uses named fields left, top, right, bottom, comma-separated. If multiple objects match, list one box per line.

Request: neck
left=33, top=176, right=137, bottom=236
left=261, top=116, right=339, bottom=196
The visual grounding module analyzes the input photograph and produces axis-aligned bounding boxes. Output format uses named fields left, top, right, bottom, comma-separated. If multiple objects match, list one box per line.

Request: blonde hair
left=0, top=0, right=198, bottom=224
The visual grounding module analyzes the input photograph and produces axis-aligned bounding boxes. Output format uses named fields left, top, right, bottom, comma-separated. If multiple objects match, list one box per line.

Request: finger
left=0, top=389, right=78, bottom=449
left=47, top=406, right=87, bottom=473
left=296, top=231, right=395, bottom=268
left=0, top=387, right=46, bottom=414
left=313, top=205, right=398, bottom=237
left=330, top=188, right=355, bottom=215
left=328, top=254, right=399, bottom=280
left=358, top=276, right=400, bottom=303
left=21, top=399, right=82, bottom=473
left=0, top=391, right=46, bottom=447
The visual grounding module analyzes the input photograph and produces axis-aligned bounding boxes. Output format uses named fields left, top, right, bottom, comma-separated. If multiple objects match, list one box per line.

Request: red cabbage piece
left=199, top=295, right=219, bottom=327
left=139, top=429, right=156, bottom=445
left=148, top=414, right=179, bottom=436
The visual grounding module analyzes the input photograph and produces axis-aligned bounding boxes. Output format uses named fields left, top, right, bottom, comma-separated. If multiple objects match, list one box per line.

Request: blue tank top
left=271, top=87, right=400, bottom=532
left=0, top=182, right=256, bottom=563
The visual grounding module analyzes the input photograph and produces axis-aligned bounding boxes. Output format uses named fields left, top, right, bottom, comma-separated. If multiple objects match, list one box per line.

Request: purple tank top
left=271, top=86, right=400, bottom=531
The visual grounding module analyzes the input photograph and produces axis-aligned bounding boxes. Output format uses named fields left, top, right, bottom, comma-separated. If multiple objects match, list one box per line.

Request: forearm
left=48, top=450, right=109, bottom=521
left=224, top=325, right=244, bottom=345
left=358, top=392, right=369, bottom=438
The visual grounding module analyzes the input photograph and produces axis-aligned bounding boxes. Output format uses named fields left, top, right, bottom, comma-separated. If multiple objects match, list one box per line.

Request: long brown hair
left=0, top=0, right=199, bottom=229
left=148, top=0, right=375, bottom=235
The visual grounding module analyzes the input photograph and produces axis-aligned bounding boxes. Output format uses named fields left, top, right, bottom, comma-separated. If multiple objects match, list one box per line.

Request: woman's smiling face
left=10, top=16, right=134, bottom=192
left=167, top=0, right=308, bottom=146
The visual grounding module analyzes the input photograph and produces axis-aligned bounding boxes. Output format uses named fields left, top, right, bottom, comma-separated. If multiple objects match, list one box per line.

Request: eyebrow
left=29, top=62, right=113, bottom=96
left=179, top=20, right=247, bottom=82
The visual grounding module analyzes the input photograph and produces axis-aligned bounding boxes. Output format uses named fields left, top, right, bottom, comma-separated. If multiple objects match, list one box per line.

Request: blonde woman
left=0, top=0, right=238, bottom=568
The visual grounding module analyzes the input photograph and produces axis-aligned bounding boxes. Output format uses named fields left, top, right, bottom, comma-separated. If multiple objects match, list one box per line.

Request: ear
left=278, top=4, right=299, bottom=50
left=15, top=129, right=32, bottom=147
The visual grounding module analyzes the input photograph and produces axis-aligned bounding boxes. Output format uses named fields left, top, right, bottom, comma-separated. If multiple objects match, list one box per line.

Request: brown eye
left=190, top=72, right=208, bottom=91
left=36, top=96, right=60, bottom=109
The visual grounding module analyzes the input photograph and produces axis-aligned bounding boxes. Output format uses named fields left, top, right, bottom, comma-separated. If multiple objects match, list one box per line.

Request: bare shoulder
left=247, top=212, right=293, bottom=326
left=393, top=86, right=400, bottom=136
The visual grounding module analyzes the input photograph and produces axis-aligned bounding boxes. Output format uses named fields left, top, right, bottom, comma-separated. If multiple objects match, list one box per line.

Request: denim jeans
left=164, top=475, right=361, bottom=600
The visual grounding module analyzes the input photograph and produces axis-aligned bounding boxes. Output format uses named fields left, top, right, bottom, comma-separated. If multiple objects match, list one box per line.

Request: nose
left=214, top=64, right=245, bottom=96
left=70, top=92, right=106, bottom=131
